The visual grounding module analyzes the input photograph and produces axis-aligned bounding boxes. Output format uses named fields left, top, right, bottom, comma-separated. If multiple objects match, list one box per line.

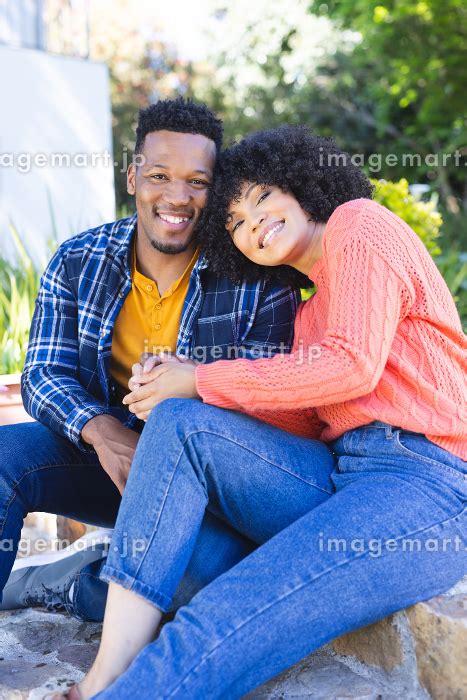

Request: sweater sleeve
left=217, top=301, right=325, bottom=438
left=196, top=215, right=412, bottom=414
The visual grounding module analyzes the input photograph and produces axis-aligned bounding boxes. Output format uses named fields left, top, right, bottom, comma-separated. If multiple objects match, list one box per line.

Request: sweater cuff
left=195, top=363, right=241, bottom=409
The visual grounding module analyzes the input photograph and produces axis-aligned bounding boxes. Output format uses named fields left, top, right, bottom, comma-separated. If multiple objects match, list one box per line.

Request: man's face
left=127, top=130, right=216, bottom=255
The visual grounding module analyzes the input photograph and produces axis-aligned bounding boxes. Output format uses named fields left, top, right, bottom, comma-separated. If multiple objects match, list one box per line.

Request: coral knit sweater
left=196, top=199, right=467, bottom=460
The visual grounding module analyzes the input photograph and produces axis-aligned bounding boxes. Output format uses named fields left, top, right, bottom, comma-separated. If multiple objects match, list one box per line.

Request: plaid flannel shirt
left=22, top=215, right=300, bottom=450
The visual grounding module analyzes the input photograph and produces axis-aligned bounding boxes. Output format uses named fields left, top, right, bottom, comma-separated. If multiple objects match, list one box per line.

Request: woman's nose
left=252, top=215, right=265, bottom=233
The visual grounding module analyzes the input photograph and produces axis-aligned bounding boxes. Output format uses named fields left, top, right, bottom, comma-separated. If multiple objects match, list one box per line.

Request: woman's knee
left=145, top=398, right=221, bottom=435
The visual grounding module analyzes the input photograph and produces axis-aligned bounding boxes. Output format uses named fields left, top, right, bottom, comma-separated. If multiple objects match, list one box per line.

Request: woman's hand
left=124, top=354, right=199, bottom=421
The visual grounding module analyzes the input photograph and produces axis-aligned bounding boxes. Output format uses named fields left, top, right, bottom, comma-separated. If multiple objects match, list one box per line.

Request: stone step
left=0, top=608, right=100, bottom=699
left=332, top=576, right=467, bottom=699
left=1, top=579, right=465, bottom=699
left=247, top=647, right=389, bottom=699
left=0, top=609, right=386, bottom=700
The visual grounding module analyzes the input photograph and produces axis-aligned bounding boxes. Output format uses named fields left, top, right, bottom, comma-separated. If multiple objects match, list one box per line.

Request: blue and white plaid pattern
left=22, top=216, right=300, bottom=449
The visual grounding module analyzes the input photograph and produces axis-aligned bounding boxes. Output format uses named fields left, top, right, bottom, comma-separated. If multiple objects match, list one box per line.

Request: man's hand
left=123, top=354, right=199, bottom=421
left=81, top=414, right=140, bottom=495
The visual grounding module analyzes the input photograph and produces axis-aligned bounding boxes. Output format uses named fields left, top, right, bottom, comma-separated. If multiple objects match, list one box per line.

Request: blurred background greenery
left=106, top=0, right=466, bottom=328
left=1, top=0, right=465, bottom=374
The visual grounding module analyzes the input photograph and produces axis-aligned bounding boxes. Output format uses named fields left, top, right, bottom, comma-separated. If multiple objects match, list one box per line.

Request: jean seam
left=127, top=427, right=333, bottom=587
left=73, top=572, right=88, bottom=616
left=393, top=474, right=465, bottom=511
left=74, top=571, right=101, bottom=586
left=166, top=505, right=466, bottom=698
left=100, top=564, right=172, bottom=612
left=73, top=571, right=107, bottom=620
left=186, top=429, right=334, bottom=494
left=129, top=436, right=191, bottom=585
left=0, top=462, right=97, bottom=537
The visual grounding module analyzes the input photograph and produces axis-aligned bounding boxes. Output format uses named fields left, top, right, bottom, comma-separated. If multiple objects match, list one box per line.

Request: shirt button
left=155, top=303, right=162, bottom=310
left=154, top=323, right=161, bottom=330
left=146, top=284, right=153, bottom=292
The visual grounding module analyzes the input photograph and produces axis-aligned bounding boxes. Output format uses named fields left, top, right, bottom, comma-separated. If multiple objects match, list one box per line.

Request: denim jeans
left=0, top=422, right=255, bottom=617
left=0, top=421, right=120, bottom=601
left=96, top=400, right=466, bottom=700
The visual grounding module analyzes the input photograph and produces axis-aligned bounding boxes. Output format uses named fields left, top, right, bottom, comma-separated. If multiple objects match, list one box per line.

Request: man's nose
left=164, top=181, right=191, bottom=206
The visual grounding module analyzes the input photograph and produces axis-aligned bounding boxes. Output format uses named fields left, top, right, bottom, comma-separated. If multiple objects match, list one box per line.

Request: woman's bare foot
left=44, top=583, right=163, bottom=700
left=44, top=667, right=114, bottom=700
left=44, top=684, right=82, bottom=700
left=74, top=661, right=118, bottom=700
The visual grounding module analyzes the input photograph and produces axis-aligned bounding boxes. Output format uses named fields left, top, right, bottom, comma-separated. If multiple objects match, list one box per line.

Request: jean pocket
left=394, top=431, right=467, bottom=488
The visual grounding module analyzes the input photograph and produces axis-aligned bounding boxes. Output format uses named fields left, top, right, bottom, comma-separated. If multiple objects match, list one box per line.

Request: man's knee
left=0, top=423, right=40, bottom=483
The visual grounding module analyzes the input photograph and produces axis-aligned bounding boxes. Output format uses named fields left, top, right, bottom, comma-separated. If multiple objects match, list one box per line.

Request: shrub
left=371, top=178, right=442, bottom=257
left=0, top=227, right=53, bottom=375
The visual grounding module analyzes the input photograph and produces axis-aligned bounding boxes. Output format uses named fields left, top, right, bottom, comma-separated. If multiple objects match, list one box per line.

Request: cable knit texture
left=196, top=199, right=467, bottom=460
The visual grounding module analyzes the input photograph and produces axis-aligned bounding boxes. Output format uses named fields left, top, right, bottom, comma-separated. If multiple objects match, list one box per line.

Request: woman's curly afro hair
left=197, top=125, right=373, bottom=288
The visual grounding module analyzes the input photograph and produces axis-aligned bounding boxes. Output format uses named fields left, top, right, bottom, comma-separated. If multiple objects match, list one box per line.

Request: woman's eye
left=232, top=220, right=243, bottom=234
left=190, top=179, right=210, bottom=187
left=257, top=191, right=271, bottom=205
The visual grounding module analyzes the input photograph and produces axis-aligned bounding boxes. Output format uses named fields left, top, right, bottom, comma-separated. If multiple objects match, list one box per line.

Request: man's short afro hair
left=198, top=125, right=373, bottom=288
left=135, top=97, right=223, bottom=155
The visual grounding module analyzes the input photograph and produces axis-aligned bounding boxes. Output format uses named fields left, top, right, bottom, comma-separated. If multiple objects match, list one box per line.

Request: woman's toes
left=43, top=685, right=82, bottom=700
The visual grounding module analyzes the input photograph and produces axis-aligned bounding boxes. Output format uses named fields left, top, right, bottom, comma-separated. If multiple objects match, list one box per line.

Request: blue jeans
left=0, top=422, right=255, bottom=617
left=96, top=400, right=466, bottom=700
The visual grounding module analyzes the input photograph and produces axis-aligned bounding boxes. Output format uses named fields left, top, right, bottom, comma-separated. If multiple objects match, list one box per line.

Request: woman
left=51, top=127, right=466, bottom=699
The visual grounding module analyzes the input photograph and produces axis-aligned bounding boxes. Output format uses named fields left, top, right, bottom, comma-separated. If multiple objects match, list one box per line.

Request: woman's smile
left=258, top=220, right=285, bottom=249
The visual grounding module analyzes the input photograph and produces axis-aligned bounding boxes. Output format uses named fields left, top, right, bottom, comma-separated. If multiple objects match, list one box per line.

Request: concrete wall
left=0, top=44, right=115, bottom=266
left=0, top=0, right=46, bottom=50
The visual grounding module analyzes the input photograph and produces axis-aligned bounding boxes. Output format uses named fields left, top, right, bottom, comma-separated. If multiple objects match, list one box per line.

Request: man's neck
left=134, top=231, right=198, bottom=296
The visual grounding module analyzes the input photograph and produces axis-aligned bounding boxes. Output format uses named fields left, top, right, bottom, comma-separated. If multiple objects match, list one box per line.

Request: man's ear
left=127, top=163, right=136, bottom=195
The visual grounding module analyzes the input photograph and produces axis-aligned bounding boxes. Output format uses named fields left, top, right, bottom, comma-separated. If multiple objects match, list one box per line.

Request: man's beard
left=149, top=236, right=194, bottom=255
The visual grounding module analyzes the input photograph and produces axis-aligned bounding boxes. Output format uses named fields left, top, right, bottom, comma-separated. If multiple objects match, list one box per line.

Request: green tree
left=199, top=1, right=466, bottom=242
left=308, top=0, right=467, bottom=229
left=85, top=1, right=191, bottom=211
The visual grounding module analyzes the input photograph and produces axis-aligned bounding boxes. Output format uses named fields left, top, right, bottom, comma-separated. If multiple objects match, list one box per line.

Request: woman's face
left=226, top=183, right=316, bottom=268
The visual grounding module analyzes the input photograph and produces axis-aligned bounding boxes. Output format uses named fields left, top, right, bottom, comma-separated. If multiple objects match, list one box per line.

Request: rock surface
left=0, top=608, right=100, bottom=699
left=408, top=579, right=467, bottom=699
left=331, top=577, right=467, bottom=700
left=0, top=611, right=390, bottom=700
left=0, top=517, right=464, bottom=698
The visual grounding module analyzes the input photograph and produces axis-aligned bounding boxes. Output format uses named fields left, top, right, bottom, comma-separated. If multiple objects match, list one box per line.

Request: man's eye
left=190, top=179, right=210, bottom=187
left=257, top=191, right=270, bottom=205
left=151, top=173, right=167, bottom=180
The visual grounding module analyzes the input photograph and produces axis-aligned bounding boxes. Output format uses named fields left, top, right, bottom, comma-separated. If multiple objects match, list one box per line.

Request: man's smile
left=156, top=211, right=194, bottom=231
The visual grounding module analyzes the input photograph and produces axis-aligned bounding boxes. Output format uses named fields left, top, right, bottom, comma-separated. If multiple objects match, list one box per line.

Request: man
left=0, top=98, right=299, bottom=621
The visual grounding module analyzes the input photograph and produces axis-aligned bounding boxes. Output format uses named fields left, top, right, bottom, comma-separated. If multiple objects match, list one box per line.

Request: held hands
left=123, top=352, right=200, bottom=421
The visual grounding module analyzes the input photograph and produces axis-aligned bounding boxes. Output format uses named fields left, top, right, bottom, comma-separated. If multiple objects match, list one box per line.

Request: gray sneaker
left=0, top=529, right=112, bottom=613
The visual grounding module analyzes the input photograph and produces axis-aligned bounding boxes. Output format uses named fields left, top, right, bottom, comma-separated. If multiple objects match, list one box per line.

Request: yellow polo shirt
left=110, top=241, right=198, bottom=395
